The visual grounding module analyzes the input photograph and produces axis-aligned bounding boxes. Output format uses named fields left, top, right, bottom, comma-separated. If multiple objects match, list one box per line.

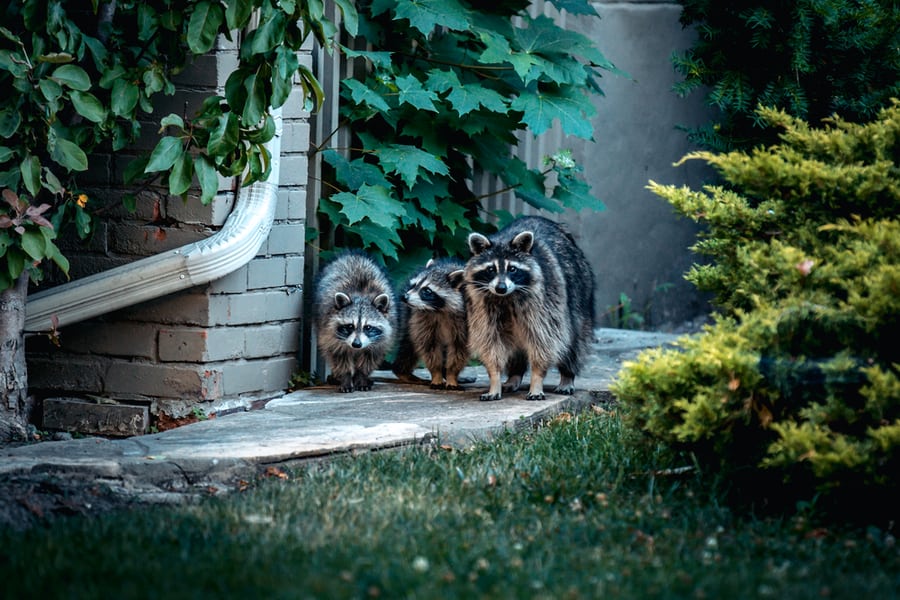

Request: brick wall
left=25, top=35, right=311, bottom=419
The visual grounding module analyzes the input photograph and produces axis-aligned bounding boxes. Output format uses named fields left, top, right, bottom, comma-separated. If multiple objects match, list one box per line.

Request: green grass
left=2, top=412, right=898, bottom=599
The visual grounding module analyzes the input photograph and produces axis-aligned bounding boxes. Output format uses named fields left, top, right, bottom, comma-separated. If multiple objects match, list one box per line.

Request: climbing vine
left=315, top=0, right=619, bottom=268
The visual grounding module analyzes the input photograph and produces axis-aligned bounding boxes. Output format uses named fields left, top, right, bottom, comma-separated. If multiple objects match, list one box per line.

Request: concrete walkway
left=1, top=329, right=680, bottom=507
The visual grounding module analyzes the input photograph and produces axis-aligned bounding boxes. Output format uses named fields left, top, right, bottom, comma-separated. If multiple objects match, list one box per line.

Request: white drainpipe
left=24, top=109, right=282, bottom=334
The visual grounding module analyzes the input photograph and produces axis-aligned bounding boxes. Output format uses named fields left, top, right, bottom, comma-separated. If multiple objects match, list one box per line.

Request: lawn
left=1, top=410, right=897, bottom=599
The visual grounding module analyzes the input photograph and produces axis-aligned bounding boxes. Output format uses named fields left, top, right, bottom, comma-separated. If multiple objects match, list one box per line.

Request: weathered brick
left=26, top=356, right=107, bottom=393
left=66, top=256, right=134, bottom=281
left=282, top=87, right=312, bottom=120
left=61, top=322, right=158, bottom=359
left=166, top=192, right=234, bottom=227
left=105, top=361, right=224, bottom=399
left=43, top=398, right=149, bottom=437
left=208, top=264, right=248, bottom=294
left=281, top=121, right=311, bottom=153
left=108, top=223, right=211, bottom=257
left=243, top=324, right=284, bottom=358
left=278, top=155, right=309, bottom=187
left=274, top=189, right=307, bottom=221
left=285, top=256, right=304, bottom=286
left=158, top=327, right=244, bottom=362
left=218, top=291, right=270, bottom=325
left=222, top=356, right=297, bottom=395
left=247, top=257, right=286, bottom=290
left=266, top=223, right=306, bottom=256
left=265, top=289, right=304, bottom=322
left=119, top=289, right=215, bottom=326
left=279, top=320, right=301, bottom=354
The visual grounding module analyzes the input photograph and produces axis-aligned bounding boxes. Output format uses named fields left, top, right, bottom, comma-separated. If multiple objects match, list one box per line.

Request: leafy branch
left=316, top=0, right=620, bottom=267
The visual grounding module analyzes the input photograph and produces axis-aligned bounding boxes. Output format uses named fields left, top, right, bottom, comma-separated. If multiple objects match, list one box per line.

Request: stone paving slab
left=0, top=328, right=682, bottom=506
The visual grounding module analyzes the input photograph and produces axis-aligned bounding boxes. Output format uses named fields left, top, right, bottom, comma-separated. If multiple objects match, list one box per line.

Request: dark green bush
left=673, top=0, right=900, bottom=151
left=613, top=103, right=900, bottom=515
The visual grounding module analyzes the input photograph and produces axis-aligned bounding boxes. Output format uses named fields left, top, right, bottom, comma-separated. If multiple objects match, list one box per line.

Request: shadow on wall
left=558, top=1, right=716, bottom=331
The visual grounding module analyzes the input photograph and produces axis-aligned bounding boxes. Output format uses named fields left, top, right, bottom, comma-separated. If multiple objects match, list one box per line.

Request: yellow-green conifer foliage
left=613, top=102, right=900, bottom=509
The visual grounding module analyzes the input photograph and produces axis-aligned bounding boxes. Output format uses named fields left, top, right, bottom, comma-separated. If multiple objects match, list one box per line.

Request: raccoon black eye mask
left=393, top=257, right=470, bottom=390
left=463, top=216, right=595, bottom=401
left=313, top=252, right=398, bottom=393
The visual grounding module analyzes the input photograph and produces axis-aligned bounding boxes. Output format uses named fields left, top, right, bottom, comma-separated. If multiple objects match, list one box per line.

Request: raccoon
left=463, top=216, right=595, bottom=401
left=314, top=251, right=397, bottom=392
left=397, top=257, right=469, bottom=390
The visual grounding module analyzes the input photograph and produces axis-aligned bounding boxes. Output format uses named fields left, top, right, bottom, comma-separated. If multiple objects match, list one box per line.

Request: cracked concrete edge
left=0, top=390, right=604, bottom=507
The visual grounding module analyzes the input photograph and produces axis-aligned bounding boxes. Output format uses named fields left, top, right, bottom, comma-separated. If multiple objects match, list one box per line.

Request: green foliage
left=0, top=0, right=352, bottom=291
left=316, top=0, right=616, bottom=264
left=614, top=103, right=900, bottom=511
left=673, top=0, right=900, bottom=151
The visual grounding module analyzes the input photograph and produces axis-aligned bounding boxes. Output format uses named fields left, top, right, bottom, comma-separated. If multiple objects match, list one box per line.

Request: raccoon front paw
left=338, top=384, right=354, bottom=393
left=444, top=384, right=465, bottom=391
left=429, top=382, right=447, bottom=390
left=479, top=392, right=502, bottom=401
left=525, top=392, right=546, bottom=401
left=354, top=379, right=374, bottom=391
left=553, top=384, right=575, bottom=395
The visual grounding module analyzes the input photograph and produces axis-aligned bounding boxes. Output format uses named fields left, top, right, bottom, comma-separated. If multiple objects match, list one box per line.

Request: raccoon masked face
left=470, top=258, right=532, bottom=296
left=332, top=293, right=389, bottom=349
left=402, top=276, right=447, bottom=311
left=334, top=317, right=385, bottom=349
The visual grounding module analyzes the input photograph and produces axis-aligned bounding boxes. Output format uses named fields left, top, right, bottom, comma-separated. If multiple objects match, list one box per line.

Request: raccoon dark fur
left=463, top=216, right=595, bottom=401
left=397, top=257, right=469, bottom=390
left=314, top=252, right=398, bottom=392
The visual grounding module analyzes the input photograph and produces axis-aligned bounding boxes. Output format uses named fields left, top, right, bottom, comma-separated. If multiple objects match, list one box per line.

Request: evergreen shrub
left=672, top=0, right=900, bottom=151
left=612, top=102, right=900, bottom=514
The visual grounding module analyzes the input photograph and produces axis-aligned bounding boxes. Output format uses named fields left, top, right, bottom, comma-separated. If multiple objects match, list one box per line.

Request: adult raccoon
left=396, top=257, right=469, bottom=390
left=463, top=216, right=595, bottom=401
left=314, top=252, right=397, bottom=392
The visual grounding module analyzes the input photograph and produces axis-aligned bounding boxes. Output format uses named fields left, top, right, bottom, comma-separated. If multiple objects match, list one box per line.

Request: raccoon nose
left=351, top=339, right=363, bottom=349
left=495, top=281, right=508, bottom=294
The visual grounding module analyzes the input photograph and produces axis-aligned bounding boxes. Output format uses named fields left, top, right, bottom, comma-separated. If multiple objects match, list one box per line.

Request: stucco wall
left=559, top=1, right=714, bottom=330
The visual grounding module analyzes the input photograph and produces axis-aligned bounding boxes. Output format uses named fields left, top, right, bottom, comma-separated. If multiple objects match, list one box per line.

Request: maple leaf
left=344, top=79, right=390, bottom=112
left=377, top=144, right=449, bottom=188
left=510, top=86, right=596, bottom=138
left=393, top=0, right=470, bottom=35
left=331, top=184, right=405, bottom=229
left=395, top=74, right=438, bottom=112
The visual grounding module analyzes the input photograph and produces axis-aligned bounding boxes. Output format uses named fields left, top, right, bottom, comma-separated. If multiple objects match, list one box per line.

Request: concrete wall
left=558, top=1, right=713, bottom=330
left=25, top=36, right=312, bottom=419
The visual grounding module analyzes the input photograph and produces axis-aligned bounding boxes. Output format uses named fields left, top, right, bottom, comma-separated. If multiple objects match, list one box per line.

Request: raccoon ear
left=468, top=232, right=491, bottom=255
left=334, top=292, right=352, bottom=309
left=372, top=293, right=391, bottom=314
left=425, top=257, right=435, bottom=268
left=511, top=231, right=534, bottom=253
left=447, top=269, right=466, bottom=289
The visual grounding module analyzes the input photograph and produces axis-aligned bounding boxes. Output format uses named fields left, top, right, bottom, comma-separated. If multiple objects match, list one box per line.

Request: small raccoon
left=398, top=257, right=469, bottom=390
left=463, top=216, right=595, bottom=401
left=314, top=251, right=397, bottom=392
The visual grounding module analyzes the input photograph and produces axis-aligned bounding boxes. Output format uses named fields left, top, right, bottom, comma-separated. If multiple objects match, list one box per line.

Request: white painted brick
left=266, top=223, right=306, bottom=256
left=243, top=325, right=283, bottom=358
left=247, top=257, right=286, bottom=290
left=105, top=361, right=224, bottom=399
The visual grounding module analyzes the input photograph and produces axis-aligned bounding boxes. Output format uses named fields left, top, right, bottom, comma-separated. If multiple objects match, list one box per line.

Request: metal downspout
left=24, top=110, right=283, bottom=334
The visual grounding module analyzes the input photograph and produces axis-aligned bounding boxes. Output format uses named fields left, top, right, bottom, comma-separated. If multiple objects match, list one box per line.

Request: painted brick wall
left=25, top=34, right=310, bottom=419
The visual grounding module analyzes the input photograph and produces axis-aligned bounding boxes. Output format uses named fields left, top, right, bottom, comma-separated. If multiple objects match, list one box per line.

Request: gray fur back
left=463, top=216, right=595, bottom=399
